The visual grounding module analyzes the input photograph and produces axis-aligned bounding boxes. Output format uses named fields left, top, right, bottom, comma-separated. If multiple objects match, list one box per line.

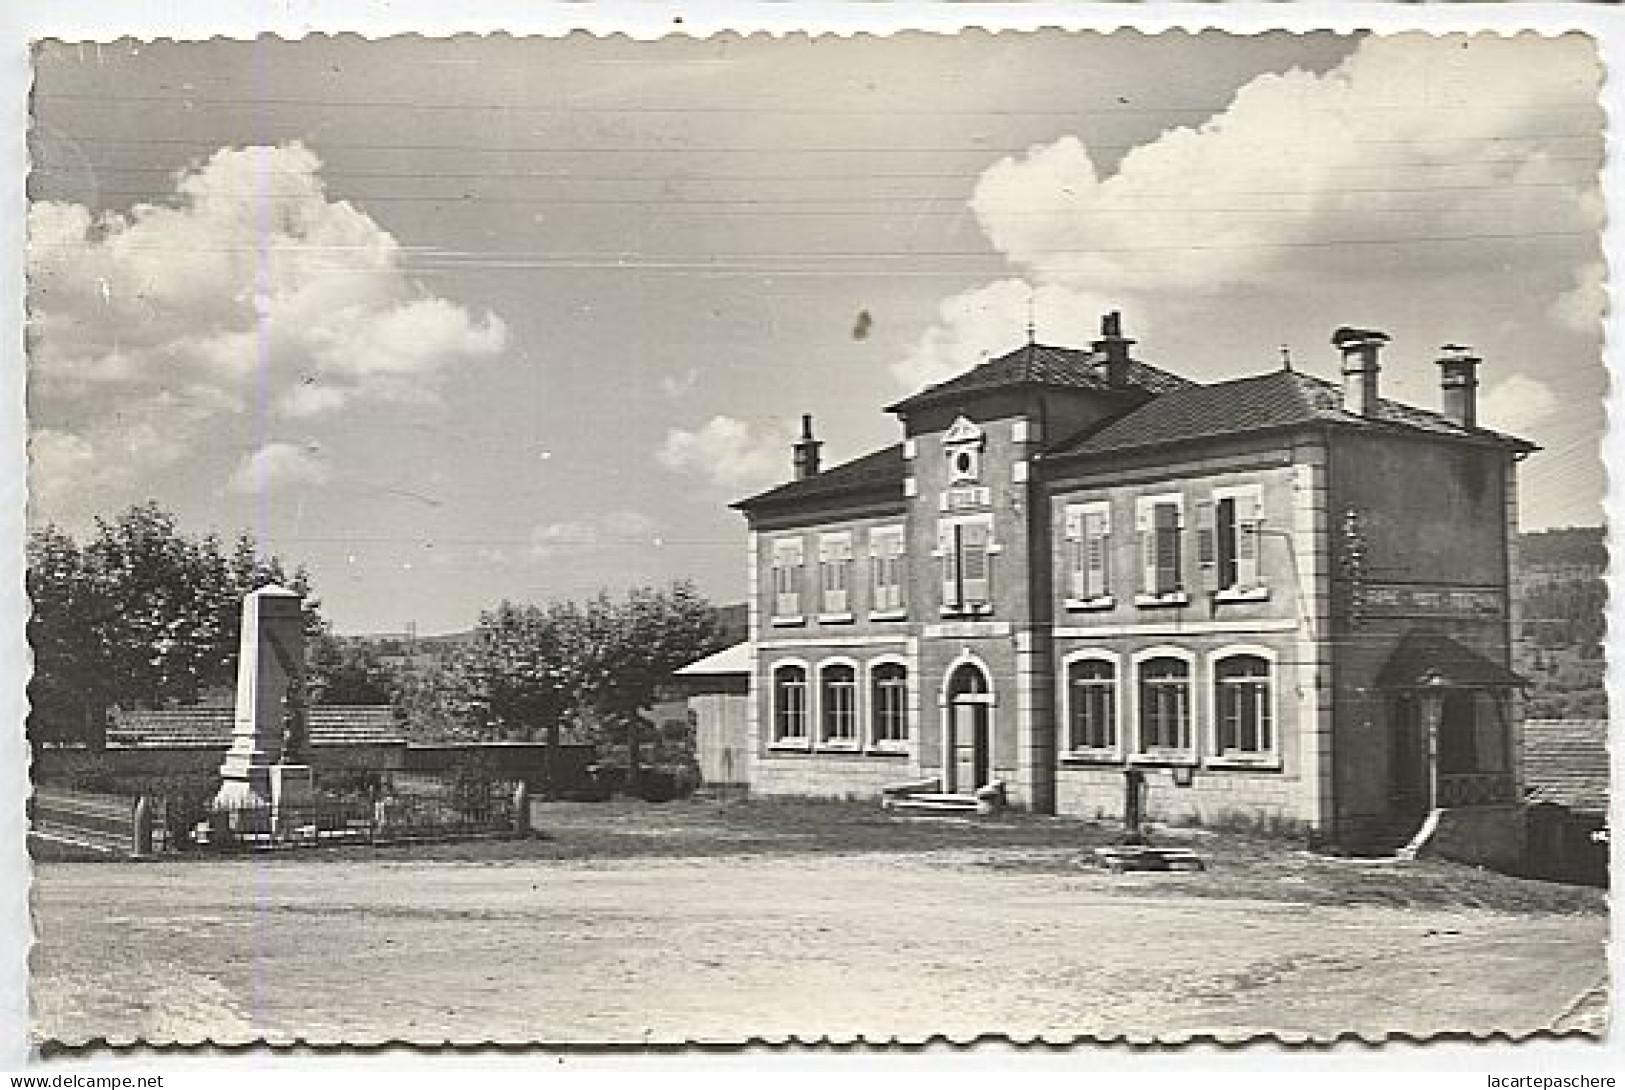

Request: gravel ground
left=28, top=802, right=1609, bottom=1047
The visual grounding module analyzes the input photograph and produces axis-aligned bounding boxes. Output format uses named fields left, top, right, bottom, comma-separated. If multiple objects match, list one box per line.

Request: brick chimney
left=1331, top=326, right=1390, bottom=418
left=1093, top=311, right=1135, bottom=387
left=792, top=413, right=822, bottom=480
left=1436, top=345, right=1481, bottom=430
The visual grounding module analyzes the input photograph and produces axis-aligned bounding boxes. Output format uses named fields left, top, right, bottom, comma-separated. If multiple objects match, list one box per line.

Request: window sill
left=768, top=740, right=812, bottom=753
left=1129, top=752, right=1197, bottom=767
left=1060, top=749, right=1123, bottom=765
left=1208, top=754, right=1282, bottom=771
left=1215, top=586, right=1270, bottom=603
left=866, top=745, right=911, bottom=757
left=815, top=742, right=863, bottom=755
left=1064, top=596, right=1116, bottom=612
left=817, top=611, right=855, bottom=625
left=1134, top=591, right=1189, bottom=609
left=770, top=615, right=807, bottom=628
left=868, top=609, right=908, bottom=622
left=940, top=604, right=995, bottom=618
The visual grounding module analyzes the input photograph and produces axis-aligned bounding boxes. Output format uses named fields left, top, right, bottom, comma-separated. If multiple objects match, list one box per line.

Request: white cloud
left=656, top=415, right=796, bottom=493
left=27, top=141, right=510, bottom=519
left=228, top=441, right=332, bottom=494
left=1480, top=375, right=1559, bottom=436
left=529, top=510, right=659, bottom=558
left=892, top=279, right=1122, bottom=390
left=969, top=35, right=1600, bottom=297
left=1550, top=261, right=1606, bottom=336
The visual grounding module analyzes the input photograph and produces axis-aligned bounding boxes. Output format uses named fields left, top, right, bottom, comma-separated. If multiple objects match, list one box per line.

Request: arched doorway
left=944, top=660, right=994, bottom=793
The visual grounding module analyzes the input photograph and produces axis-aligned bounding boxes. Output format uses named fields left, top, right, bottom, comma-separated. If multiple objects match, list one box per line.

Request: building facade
left=732, top=315, right=1534, bottom=850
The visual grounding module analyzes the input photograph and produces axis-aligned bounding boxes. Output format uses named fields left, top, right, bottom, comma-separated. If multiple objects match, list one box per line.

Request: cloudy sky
left=26, top=31, right=1606, bottom=634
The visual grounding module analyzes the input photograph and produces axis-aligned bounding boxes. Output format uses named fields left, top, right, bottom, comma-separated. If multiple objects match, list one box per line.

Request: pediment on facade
left=943, top=416, right=985, bottom=448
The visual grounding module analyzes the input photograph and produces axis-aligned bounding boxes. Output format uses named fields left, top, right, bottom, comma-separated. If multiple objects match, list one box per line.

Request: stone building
left=731, top=314, right=1534, bottom=853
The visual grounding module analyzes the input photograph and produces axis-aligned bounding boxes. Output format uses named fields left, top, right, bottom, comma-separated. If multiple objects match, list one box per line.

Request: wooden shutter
left=939, top=522, right=960, bottom=610
left=1084, top=510, right=1109, bottom=599
left=1195, top=499, right=1218, bottom=592
left=962, top=521, right=991, bottom=605
left=1064, top=508, right=1087, bottom=599
left=1235, top=492, right=1260, bottom=588
left=1153, top=503, right=1181, bottom=595
left=823, top=536, right=850, bottom=613
left=1138, top=504, right=1157, bottom=593
left=773, top=539, right=802, bottom=616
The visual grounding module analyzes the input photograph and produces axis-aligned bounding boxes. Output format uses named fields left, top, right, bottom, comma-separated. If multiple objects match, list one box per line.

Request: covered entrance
left=943, top=661, right=995, bottom=794
left=1378, top=629, right=1525, bottom=827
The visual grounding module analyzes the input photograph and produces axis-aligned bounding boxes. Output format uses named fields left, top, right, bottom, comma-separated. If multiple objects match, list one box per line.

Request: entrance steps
left=880, top=778, right=1007, bottom=817
left=884, top=792, right=982, bottom=816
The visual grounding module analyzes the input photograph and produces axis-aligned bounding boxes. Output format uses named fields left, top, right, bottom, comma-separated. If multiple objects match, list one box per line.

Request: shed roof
left=675, top=642, right=751, bottom=677
left=1522, top=718, right=1610, bottom=815
left=108, top=705, right=404, bottom=749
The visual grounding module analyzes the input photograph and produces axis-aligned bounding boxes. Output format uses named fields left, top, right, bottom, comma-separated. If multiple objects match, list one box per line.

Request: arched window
left=1067, top=658, right=1117, bottom=752
left=820, top=663, right=858, bottom=744
left=1214, top=654, right=1273, bottom=756
left=1137, top=656, right=1192, bottom=754
left=871, top=662, right=909, bottom=745
left=772, top=664, right=808, bottom=742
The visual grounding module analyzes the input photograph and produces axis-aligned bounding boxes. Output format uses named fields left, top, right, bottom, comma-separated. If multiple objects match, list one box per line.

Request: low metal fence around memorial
left=169, top=781, right=521, bottom=853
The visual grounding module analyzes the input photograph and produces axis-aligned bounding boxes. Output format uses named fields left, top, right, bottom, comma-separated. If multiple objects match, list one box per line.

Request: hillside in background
left=1516, top=527, right=1607, bottom=720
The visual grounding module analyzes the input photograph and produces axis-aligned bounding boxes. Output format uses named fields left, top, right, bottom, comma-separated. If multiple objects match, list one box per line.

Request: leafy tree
left=422, top=582, right=726, bottom=794
left=306, top=628, right=396, bottom=706
left=25, top=502, right=320, bottom=750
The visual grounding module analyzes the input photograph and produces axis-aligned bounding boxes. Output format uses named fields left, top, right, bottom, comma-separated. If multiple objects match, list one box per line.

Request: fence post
left=512, top=781, right=531, bottom=836
left=131, top=796, right=154, bottom=858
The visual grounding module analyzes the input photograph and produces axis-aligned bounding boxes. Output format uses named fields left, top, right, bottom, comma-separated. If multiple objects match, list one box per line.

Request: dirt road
left=30, top=849, right=1607, bottom=1045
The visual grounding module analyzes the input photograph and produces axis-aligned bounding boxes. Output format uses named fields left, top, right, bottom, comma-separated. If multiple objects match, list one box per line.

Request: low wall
left=1056, top=764, right=1313, bottom=832
left=1417, top=804, right=1528, bottom=872
left=402, top=742, right=596, bottom=788
left=36, top=742, right=410, bottom=782
left=750, top=753, right=914, bottom=800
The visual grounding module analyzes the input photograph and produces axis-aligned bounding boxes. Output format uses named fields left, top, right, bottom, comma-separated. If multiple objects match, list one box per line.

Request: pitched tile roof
left=108, top=706, right=405, bottom=749
left=1048, top=368, right=1535, bottom=458
left=732, top=443, right=905, bottom=512
left=1372, top=629, right=1529, bottom=690
left=1523, top=718, right=1610, bottom=814
left=885, top=342, right=1194, bottom=413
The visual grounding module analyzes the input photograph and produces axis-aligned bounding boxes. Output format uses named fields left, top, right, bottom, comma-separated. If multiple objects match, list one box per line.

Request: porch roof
left=1374, top=629, right=1528, bottom=690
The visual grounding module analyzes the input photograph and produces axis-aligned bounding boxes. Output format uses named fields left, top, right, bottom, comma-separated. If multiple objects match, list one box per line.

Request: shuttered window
left=771, top=538, right=804, bottom=618
left=939, top=518, right=994, bottom=613
left=818, top=533, right=853, bottom=615
left=1064, top=504, right=1112, bottom=601
left=1138, top=498, right=1184, bottom=596
left=869, top=527, right=906, bottom=614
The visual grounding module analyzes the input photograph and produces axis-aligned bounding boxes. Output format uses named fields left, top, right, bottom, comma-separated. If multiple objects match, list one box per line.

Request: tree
left=572, top=583, right=725, bottom=789
left=306, top=628, right=396, bottom=706
left=422, top=582, right=727, bottom=795
left=25, top=502, right=321, bottom=750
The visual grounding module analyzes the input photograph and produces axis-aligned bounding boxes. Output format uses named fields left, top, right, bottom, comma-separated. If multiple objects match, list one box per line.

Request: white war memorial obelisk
left=213, top=584, right=314, bottom=824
